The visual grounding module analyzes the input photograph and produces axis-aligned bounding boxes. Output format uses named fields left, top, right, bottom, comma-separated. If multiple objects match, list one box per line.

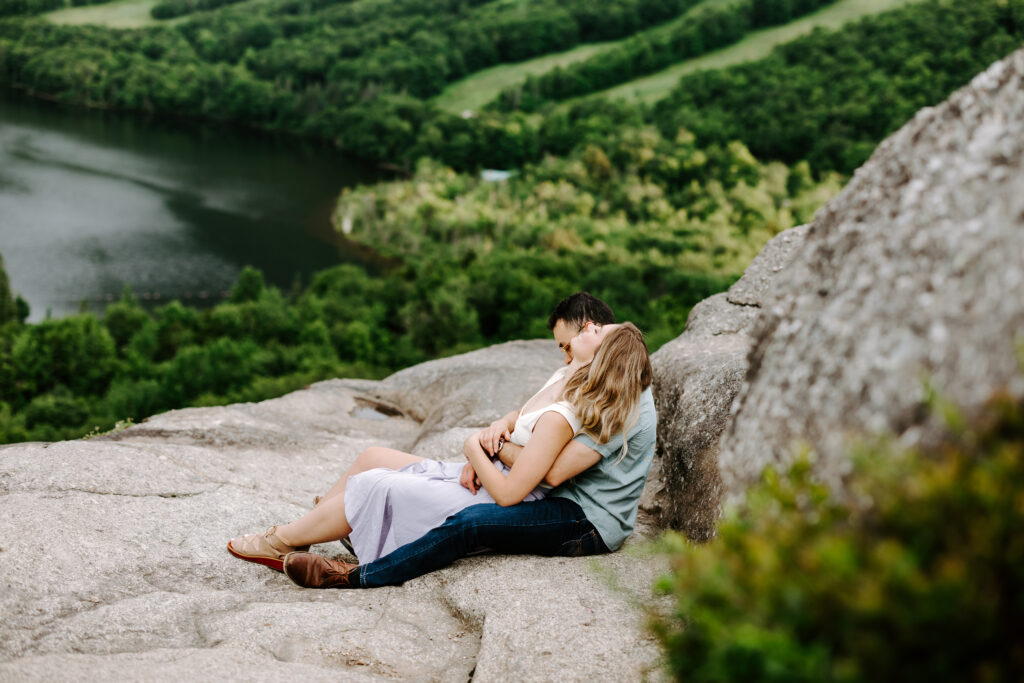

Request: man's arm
left=464, top=413, right=574, bottom=506
left=543, top=440, right=600, bottom=486
left=498, top=438, right=601, bottom=487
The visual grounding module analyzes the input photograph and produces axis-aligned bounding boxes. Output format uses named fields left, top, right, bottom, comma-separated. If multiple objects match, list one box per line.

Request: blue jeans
left=358, top=497, right=608, bottom=587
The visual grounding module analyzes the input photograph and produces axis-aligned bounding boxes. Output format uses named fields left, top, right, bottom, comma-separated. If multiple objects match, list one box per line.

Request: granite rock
left=0, top=340, right=664, bottom=681
left=647, top=225, right=809, bottom=539
left=366, top=339, right=559, bottom=449
left=718, top=47, right=1024, bottom=497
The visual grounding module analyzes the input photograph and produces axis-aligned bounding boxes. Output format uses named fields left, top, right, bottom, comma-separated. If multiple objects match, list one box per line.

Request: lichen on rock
left=718, top=46, right=1024, bottom=499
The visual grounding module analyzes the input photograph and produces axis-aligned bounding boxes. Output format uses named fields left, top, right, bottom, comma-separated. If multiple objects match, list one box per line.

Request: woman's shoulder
left=547, top=400, right=583, bottom=434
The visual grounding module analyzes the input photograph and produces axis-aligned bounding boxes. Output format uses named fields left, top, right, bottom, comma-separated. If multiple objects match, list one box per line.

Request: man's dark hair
left=547, top=292, right=615, bottom=330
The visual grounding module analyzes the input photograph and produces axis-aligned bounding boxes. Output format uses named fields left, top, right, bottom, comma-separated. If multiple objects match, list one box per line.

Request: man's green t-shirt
left=551, top=387, right=657, bottom=551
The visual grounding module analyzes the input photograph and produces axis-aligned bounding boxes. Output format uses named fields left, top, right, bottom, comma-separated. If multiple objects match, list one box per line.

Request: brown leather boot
left=283, top=552, right=359, bottom=589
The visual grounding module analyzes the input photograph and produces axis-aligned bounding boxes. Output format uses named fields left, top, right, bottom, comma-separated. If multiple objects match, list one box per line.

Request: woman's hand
left=478, top=418, right=512, bottom=456
left=459, top=462, right=480, bottom=494
left=465, top=411, right=574, bottom=506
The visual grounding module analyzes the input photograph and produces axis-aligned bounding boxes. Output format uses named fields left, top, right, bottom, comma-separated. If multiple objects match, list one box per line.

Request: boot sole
left=227, top=540, right=284, bottom=572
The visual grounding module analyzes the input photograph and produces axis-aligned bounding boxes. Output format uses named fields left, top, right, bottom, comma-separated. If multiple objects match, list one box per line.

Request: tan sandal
left=227, top=526, right=309, bottom=572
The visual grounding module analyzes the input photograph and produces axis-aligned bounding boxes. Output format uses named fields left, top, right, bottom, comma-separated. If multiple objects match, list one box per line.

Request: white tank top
left=509, top=367, right=583, bottom=446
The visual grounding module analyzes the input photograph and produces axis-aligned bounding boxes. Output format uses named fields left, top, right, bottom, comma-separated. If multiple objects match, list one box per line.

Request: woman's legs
left=275, top=446, right=424, bottom=547
left=315, top=446, right=424, bottom=505
left=275, top=494, right=352, bottom=546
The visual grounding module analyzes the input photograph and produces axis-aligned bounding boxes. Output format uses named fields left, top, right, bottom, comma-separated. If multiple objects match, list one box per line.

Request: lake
left=0, top=88, right=382, bottom=322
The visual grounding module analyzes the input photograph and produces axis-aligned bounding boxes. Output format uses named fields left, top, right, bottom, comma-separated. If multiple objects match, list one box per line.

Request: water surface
left=0, top=89, right=381, bottom=321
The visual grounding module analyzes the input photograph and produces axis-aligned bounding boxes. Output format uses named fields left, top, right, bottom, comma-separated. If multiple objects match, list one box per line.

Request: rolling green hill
left=434, top=0, right=921, bottom=114
left=433, top=0, right=737, bottom=114
left=596, top=0, right=923, bottom=104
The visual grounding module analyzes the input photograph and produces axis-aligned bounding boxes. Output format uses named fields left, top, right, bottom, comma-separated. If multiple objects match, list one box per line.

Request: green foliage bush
left=0, top=252, right=16, bottom=325
left=9, top=315, right=117, bottom=400
left=649, top=391, right=1024, bottom=682
left=150, top=0, right=246, bottom=20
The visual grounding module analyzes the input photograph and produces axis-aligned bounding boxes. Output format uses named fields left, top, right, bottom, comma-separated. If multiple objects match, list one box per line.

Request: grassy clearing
left=595, top=0, right=923, bottom=104
left=432, top=40, right=620, bottom=114
left=43, top=0, right=274, bottom=28
left=45, top=0, right=168, bottom=28
left=432, top=0, right=736, bottom=114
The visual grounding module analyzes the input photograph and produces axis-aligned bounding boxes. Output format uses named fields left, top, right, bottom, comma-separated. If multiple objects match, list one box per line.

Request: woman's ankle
left=275, top=526, right=301, bottom=548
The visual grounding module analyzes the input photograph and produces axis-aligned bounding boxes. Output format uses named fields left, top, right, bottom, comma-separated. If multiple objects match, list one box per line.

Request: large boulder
left=0, top=340, right=664, bottom=681
left=647, top=225, right=808, bottom=540
left=718, top=47, right=1024, bottom=497
left=362, top=339, right=557, bottom=451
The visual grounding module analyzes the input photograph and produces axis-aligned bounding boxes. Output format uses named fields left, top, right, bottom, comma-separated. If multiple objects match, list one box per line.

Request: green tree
left=230, top=265, right=265, bottom=303
left=0, top=252, right=16, bottom=325
left=9, top=315, right=117, bottom=401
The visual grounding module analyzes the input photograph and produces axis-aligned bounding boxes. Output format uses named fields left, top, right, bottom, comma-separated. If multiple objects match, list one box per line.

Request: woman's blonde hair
left=561, top=322, right=652, bottom=463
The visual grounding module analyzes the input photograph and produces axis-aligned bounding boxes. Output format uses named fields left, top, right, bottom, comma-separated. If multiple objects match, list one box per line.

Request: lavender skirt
left=345, top=459, right=547, bottom=563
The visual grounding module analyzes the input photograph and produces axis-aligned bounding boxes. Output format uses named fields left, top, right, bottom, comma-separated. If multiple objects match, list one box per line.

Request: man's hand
left=459, top=462, right=480, bottom=494
left=478, top=420, right=511, bottom=456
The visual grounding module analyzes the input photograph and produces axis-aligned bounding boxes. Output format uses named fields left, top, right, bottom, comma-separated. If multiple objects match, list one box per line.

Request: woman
left=227, top=322, right=649, bottom=571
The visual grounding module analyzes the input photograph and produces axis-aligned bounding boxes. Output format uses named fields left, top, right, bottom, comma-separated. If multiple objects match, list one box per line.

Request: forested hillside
left=489, top=0, right=842, bottom=111
left=0, top=0, right=1021, bottom=443
left=2, top=0, right=1018, bottom=171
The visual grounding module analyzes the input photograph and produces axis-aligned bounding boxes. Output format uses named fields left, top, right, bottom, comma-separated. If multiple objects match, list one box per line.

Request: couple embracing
left=228, top=292, right=657, bottom=588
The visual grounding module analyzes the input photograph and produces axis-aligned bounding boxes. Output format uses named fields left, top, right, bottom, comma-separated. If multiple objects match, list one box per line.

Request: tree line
left=151, top=0, right=247, bottom=20
left=0, top=0, right=63, bottom=18
left=651, top=0, right=1024, bottom=174
left=491, top=0, right=840, bottom=112
left=1, top=0, right=1017, bottom=176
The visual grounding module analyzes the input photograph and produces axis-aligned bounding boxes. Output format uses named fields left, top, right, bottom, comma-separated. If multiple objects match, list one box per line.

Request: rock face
left=647, top=225, right=808, bottom=540
left=0, top=340, right=663, bottom=681
left=718, top=47, right=1024, bottom=496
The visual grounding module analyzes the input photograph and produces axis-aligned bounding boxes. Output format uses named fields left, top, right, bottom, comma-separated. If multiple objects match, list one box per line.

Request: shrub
left=229, top=265, right=265, bottom=303
left=102, top=377, right=166, bottom=423
left=22, top=387, right=90, bottom=430
left=8, top=315, right=117, bottom=401
left=160, top=337, right=262, bottom=400
left=649, top=391, right=1024, bottom=682
left=103, top=292, right=150, bottom=350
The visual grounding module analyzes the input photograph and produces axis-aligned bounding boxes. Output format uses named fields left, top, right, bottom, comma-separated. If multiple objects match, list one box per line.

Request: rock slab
left=0, top=340, right=664, bottom=681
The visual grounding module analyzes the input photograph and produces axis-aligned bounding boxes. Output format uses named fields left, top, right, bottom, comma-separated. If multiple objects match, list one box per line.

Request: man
left=283, top=292, right=658, bottom=588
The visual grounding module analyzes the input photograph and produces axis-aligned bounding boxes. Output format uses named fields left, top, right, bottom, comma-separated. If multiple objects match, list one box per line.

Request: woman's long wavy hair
left=561, top=322, right=652, bottom=463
